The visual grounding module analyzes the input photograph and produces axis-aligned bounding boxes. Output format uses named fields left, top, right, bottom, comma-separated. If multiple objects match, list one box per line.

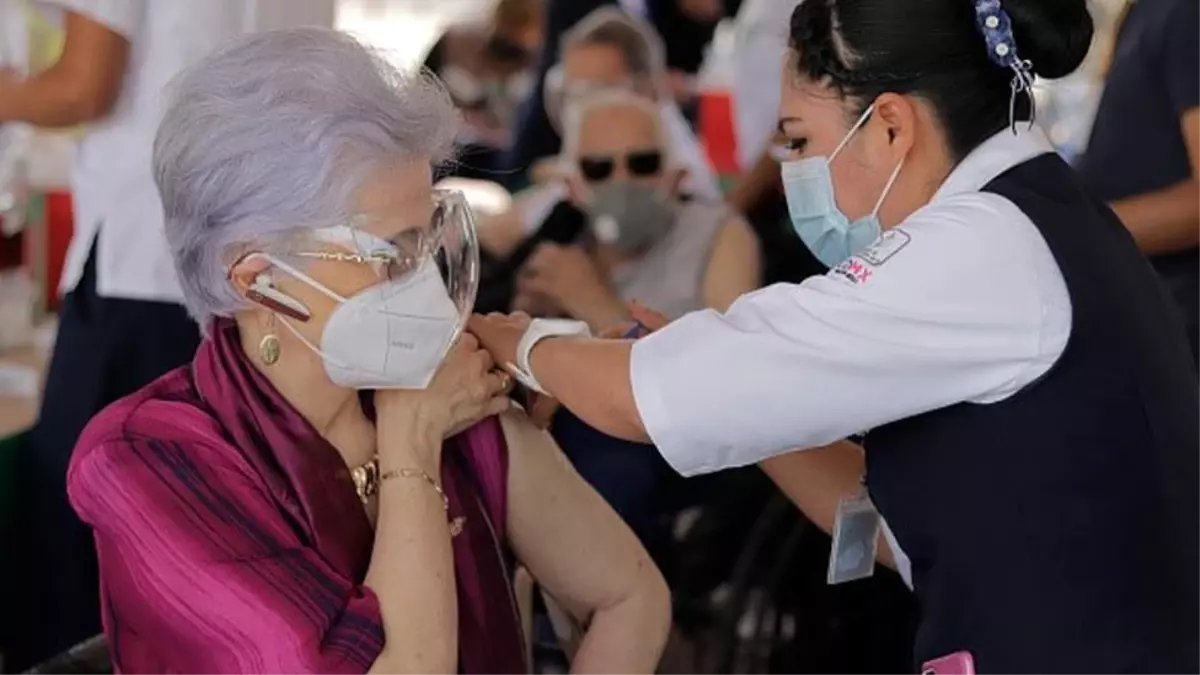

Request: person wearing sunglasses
left=514, top=89, right=759, bottom=333
left=63, top=30, right=669, bottom=674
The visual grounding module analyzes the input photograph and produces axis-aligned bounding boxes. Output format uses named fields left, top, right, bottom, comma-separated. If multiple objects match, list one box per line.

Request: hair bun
left=1002, top=0, right=1094, bottom=79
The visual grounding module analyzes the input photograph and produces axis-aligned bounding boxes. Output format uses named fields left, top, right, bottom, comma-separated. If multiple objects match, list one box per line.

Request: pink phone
left=921, top=651, right=976, bottom=675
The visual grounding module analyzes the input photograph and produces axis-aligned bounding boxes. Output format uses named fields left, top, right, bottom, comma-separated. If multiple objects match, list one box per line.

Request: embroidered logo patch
left=831, top=257, right=873, bottom=285
left=859, top=229, right=911, bottom=266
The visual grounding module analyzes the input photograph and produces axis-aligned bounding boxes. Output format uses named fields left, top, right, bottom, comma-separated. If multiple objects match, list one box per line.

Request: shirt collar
left=933, top=125, right=1057, bottom=202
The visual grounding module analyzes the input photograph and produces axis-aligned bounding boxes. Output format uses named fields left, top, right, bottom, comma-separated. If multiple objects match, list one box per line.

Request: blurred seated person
left=514, top=89, right=759, bottom=332
left=422, top=0, right=544, bottom=180
left=529, top=7, right=719, bottom=198
left=477, top=8, right=722, bottom=257
left=66, top=29, right=669, bottom=674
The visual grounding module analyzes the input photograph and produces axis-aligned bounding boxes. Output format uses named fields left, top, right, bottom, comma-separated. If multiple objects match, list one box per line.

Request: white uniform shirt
left=0, top=0, right=29, bottom=71
left=35, top=0, right=334, bottom=303
left=0, top=0, right=30, bottom=201
left=630, top=126, right=1072, bottom=477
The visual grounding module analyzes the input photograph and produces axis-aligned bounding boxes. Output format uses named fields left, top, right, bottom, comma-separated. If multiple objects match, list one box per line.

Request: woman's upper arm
left=702, top=214, right=762, bottom=312
left=630, top=195, right=1057, bottom=476
left=500, top=411, right=662, bottom=618
left=68, top=438, right=382, bottom=674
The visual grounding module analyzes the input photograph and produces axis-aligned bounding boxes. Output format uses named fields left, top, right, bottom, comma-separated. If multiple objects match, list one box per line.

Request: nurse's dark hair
left=789, top=0, right=1094, bottom=160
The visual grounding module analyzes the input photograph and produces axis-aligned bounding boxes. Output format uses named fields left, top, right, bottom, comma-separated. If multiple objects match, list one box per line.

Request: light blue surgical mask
left=781, top=104, right=905, bottom=268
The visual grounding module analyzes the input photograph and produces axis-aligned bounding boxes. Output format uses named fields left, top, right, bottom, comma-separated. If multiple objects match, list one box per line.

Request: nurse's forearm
left=759, top=441, right=897, bottom=571
left=529, top=337, right=652, bottom=444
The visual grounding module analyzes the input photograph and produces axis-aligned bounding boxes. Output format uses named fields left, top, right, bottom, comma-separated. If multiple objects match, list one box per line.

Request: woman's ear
left=230, top=254, right=312, bottom=322
left=873, top=93, right=917, bottom=158
left=228, top=253, right=271, bottom=296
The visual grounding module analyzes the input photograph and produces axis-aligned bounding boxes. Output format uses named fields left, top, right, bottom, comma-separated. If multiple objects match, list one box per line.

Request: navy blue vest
left=866, top=154, right=1199, bottom=673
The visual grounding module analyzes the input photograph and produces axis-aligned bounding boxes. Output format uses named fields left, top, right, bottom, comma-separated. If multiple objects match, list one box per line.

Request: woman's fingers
left=487, top=368, right=513, bottom=395
left=457, top=332, right=480, bottom=352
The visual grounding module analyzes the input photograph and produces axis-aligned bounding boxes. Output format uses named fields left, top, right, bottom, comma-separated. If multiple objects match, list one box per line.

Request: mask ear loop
left=248, top=253, right=362, bottom=375
left=870, top=157, right=906, bottom=219
left=828, top=103, right=877, bottom=165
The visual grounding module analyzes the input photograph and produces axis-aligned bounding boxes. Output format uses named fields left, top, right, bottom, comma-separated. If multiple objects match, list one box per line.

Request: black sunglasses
left=578, top=150, right=663, bottom=182
left=487, top=36, right=532, bottom=64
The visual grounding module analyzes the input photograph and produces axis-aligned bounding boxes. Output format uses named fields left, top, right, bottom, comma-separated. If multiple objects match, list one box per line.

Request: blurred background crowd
left=0, top=0, right=1193, bottom=672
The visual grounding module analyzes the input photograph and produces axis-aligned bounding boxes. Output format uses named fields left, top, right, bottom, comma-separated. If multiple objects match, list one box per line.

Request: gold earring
left=259, top=316, right=281, bottom=366
left=259, top=334, right=280, bottom=365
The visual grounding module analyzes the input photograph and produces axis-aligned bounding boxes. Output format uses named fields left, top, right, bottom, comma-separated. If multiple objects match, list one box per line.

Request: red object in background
left=43, top=191, right=74, bottom=311
left=0, top=229, right=20, bottom=270
left=697, top=88, right=740, bottom=176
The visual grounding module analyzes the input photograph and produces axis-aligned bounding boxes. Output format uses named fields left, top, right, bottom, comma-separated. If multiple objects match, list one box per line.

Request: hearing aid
left=246, top=272, right=312, bottom=322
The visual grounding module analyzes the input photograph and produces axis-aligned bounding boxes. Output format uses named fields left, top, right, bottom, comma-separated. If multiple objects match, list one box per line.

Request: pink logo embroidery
left=834, top=258, right=873, bottom=284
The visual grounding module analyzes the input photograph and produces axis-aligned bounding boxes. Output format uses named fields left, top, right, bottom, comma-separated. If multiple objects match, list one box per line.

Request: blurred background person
left=538, top=6, right=718, bottom=199
left=67, top=29, right=668, bottom=673
left=504, top=89, right=758, bottom=551
left=475, top=7, right=721, bottom=261
left=1077, top=0, right=1199, bottom=363
left=422, top=0, right=544, bottom=181
left=508, top=4, right=724, bottom=194
left=515, top=89, right=758, bottom=330
left=0, top=0, right=334, bottom=668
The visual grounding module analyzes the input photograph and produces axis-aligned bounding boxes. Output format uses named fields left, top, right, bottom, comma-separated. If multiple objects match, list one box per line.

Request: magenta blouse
left=66, top=319, right=526, bottom=674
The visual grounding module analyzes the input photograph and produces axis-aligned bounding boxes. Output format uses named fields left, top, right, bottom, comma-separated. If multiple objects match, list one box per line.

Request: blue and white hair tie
left=973, top=0, right=1036, bottom=133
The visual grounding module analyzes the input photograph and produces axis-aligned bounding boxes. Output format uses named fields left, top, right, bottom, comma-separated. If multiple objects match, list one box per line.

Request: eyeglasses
left=293, top=221, right=433, bottom=281
left=578, top=149, right=663, bottom=182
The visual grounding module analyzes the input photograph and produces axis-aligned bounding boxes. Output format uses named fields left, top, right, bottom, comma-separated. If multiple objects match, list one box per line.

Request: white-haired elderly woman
left=64, top=28, right=669, bottom=675
left=511, top=89, right=760, bottom=332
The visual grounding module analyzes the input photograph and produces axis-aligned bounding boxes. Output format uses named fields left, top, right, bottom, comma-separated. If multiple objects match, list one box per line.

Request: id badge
left=827, top=488, right=882, bottom=585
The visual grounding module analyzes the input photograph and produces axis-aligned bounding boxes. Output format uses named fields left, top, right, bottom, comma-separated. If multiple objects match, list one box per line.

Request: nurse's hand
left=468, top=312, right=560, bottom=429
left=467, top=312, right=532, bottom=373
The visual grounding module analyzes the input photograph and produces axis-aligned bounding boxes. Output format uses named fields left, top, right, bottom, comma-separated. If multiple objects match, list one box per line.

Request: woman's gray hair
left=154, top=27, right=459, bottom=325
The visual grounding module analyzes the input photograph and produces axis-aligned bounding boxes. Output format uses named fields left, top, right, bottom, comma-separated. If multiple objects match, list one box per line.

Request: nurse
left=470, top=0, right=1200, bottom=671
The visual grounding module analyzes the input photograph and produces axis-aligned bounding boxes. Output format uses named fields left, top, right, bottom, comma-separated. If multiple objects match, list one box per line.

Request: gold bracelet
left=379, top=467, right=450, bottom=512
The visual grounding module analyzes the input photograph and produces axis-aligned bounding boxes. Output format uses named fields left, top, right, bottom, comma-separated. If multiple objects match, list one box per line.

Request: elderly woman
left=512, top=89, right=759, bottom=331
left=65, top=28, right=669, bottom=674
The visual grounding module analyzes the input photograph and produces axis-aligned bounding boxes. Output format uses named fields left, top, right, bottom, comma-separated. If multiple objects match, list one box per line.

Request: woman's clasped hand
left=375, top=333, right=515, bottom=451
